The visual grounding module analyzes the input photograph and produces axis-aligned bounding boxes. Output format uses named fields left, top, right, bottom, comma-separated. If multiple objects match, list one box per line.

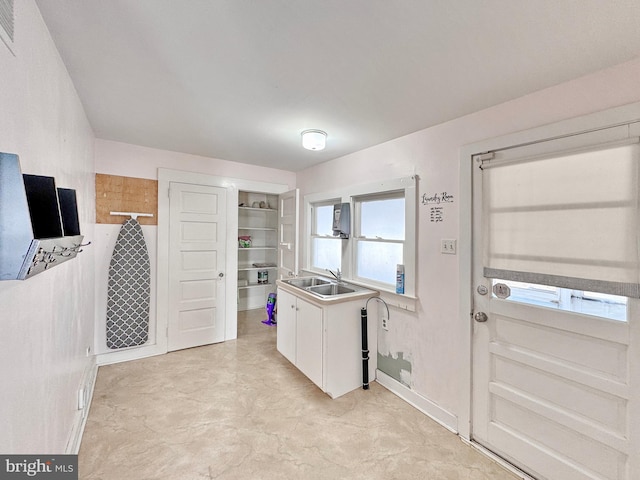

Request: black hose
left=360, top=307, right=369, bottom=390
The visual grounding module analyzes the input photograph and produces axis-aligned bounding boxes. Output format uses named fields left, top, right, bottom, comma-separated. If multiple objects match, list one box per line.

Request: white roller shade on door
left=481, top=126, right=640, bottom=297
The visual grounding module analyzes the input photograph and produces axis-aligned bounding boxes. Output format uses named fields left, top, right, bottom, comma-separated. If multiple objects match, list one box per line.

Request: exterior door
left=168, top=182, right=226, bottom=351
left=471, top=139, right=639, bottom=480
left=278, top=188, right=299, bottom=279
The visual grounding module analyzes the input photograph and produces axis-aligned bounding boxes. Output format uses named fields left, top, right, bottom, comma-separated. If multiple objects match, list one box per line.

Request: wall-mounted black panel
left=57, top=188, right=80, bottom=236
left=22, top=174, right=63, bottom=239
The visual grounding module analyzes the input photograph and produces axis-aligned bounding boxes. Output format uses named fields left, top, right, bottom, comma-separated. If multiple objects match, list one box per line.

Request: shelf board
left=238, top=283, right=275, bottom=290
left=238, top=226, right=277, bottom=231
left=239, top=206, right=277, bottom=212
left=238, top=264, right=278, bottom=271
left=238, top=247, right=276, bottom=250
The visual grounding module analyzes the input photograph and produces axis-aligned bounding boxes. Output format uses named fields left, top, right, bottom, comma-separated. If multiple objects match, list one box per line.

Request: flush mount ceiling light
left=301, top=129, right=327, bottom=151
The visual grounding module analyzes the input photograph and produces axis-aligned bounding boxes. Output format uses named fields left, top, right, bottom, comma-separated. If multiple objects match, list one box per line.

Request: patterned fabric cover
left=106, top=218, right=150, bottom=349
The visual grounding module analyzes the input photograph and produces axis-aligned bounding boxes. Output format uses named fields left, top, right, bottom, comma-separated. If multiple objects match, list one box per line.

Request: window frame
left=309, top=199, right=343, bottom=272
left=352, top=190, right=406, bottom=289
left=303, top=176, right=416, bottom=297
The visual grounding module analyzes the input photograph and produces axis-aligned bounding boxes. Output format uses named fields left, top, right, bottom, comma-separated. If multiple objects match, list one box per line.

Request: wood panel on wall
left=96, top=174, right=158, bottom=225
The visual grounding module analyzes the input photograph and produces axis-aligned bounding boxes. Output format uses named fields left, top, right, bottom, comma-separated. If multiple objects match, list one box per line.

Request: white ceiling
left=36, top=0, right=640, bottom=172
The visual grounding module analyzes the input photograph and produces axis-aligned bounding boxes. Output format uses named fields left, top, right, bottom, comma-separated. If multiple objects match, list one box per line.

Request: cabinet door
left=276, top=289, right=296, bottom=364
left=295, top=298, right=323, bottom=389
left=278, top=189, right=299, bottom=279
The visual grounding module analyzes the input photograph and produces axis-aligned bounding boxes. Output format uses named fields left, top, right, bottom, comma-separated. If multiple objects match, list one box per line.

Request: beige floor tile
left=80, top=309, right=519, bottom=480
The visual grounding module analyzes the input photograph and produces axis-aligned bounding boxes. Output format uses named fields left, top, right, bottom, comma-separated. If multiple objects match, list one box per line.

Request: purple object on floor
left=263, top=293, right=277, bottom=326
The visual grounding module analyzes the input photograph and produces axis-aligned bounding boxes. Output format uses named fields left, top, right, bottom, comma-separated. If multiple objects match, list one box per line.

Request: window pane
left=357, top=241, right=402, bottom=285
left=360, top=197, right=404, bottom=239
left=492, top=279, right=627, bottom=322
left=315, top=205, right=334, bottom=236
left=312, top=238, right=341, bottom=270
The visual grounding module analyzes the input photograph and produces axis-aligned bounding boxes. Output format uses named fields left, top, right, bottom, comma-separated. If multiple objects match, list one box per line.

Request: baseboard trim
left=376, top=369, right=458, bottom=433
left=462, top=438, right=534, bottom=480
left=96, top=343, right=165, bottom=366
left=65, top=361, right=98, bottom=454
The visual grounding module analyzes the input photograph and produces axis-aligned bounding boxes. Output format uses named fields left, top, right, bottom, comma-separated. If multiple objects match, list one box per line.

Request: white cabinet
left=276, top=289, right=297, bottom=364
left=294, top=295, right=323, bottom=388
left=276, top=285, right=377, bottom=399
left=237, top=191, right=278, bottom=311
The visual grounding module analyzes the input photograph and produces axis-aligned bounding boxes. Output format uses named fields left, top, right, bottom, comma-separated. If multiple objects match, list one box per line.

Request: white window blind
left=481, top=131, right=640, bottom=298
left=0, top=0, right=14, bottom=54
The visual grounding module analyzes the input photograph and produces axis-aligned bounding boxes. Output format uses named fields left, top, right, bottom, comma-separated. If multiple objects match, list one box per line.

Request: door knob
left=474, top=311, right=488, bottom=322
left=218, top=272, right=224, bottom=278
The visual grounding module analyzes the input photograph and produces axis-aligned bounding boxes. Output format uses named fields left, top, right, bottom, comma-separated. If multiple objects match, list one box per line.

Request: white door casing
left=158, top=168, right=291, bottom=349
left=278, top=188, right=299, bottom=279
left=168, top=182, right=226, bottom=351
left=470, top=125, right=639, bottom=480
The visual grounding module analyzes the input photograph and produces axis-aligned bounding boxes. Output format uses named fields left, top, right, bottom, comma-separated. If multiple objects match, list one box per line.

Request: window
left=492, top=279, right=627, bottom=322
left=481, top=135, right=640, bottom=299
left=310, top=201, right=341, bottom=271
left=304, top=176, right=416, bottom=296
left=354, top=192, right=405, bottom=287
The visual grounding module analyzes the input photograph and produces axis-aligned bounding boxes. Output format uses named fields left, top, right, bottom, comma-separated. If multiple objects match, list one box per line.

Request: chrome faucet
left=326, top=268, right=342, bottom=283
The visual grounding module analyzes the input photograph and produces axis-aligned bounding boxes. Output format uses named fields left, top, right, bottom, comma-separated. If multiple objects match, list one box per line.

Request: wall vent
left=0, top=0, right=14, bottom=54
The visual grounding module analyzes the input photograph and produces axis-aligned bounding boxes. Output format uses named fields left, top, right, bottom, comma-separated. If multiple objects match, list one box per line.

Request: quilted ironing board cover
left=106, top=218, right=150, bottom=349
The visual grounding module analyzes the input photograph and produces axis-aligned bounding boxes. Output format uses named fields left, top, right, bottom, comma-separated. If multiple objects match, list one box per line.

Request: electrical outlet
left=381, top=315, right=389, bottom=331
left=441, top=238, right=457, bottom=255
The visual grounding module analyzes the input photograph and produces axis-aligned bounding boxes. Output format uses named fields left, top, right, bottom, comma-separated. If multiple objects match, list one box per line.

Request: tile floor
left=79, top=309, right=520, bottom=479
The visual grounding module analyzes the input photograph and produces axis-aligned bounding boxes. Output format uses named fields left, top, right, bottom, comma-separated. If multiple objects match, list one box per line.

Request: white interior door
left=471, top=139, right=639, bottom=480
left=278, top=189, right=299, bottom=279
left=168, top=182, right=226, bottom=351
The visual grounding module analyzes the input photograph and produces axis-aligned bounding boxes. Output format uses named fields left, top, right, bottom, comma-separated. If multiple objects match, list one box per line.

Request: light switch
left=441, top=239, right=457, bottom=255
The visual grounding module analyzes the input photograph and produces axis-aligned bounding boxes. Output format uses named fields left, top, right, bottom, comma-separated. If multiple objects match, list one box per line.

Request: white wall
left=94, top=139, right=296, bottom=359
left=296, top=57, right=640, bottom=429
left=95, top=139, right=298, bottom=184
left=0, top=1, right=95, bottom=453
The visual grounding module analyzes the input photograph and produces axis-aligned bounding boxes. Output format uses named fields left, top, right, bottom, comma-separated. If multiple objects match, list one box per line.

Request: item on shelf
left=259, top=201, right=267, bottom=208
left=252, top=262, right=276, bottom=268
left=258, top=270, right=268, bottom=284
left=238, top=279, right=249, bottom=287
left=238, top=236, right=252, bottom=248
left=252, top=201, right=260, bottom=208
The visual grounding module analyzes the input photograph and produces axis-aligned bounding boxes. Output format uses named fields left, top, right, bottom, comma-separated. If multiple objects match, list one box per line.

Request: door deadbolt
left=474, top=311, right=488, bottom=323
left=477, top=285, right=488, bottom=295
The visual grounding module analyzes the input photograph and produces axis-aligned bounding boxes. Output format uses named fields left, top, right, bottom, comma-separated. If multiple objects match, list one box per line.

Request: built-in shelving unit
left=237, top=192, right=279, bottom=311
